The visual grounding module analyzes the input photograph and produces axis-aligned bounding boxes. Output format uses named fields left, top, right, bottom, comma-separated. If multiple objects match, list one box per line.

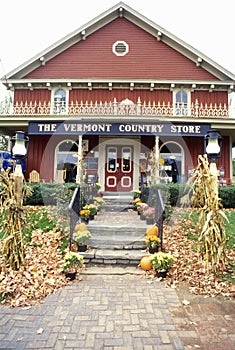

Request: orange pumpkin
left=139, top=256, right=152, bottom=271
left=146, top=224, right=158, bottom=237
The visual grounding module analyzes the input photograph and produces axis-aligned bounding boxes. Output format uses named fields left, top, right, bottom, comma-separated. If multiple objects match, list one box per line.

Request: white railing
left=0, top=99, right=231, bottom=118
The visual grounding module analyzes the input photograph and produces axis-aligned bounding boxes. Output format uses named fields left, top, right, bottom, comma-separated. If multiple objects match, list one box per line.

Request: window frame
left=173, top=89, right=191, bottom=116
left=51, top=88, right=69, bottom=114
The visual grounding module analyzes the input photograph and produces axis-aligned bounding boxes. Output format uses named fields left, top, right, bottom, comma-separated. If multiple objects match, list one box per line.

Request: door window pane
left=107, top=147, right=117, bottom=172
left=122, top=147, right=131, bottom=172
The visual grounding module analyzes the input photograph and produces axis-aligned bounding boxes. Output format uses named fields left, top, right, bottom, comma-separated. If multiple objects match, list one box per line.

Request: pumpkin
left=74, top=222, right=88, bottom=232
left=139, top=256, right=152, bottom=271
left=146, top=224, right=158, bottom=237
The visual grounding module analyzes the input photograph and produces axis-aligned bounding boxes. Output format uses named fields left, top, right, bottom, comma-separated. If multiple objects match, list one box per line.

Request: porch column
left=155, top=136, right=160, bottom=183
left=76, top=135, right=83, bottom=184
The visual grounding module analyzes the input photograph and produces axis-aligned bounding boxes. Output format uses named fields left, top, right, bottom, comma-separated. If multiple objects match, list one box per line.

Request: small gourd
left=139, top=256, right=152, bottom=271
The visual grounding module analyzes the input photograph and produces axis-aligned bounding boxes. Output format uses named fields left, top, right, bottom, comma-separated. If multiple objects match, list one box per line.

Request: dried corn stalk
left=190, top=155, right=228, bottom=272
left=0, top=169, right=32, bottom=270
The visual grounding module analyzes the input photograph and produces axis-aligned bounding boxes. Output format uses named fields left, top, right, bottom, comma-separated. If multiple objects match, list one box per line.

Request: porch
left=0, top=98, right=232, bottom=118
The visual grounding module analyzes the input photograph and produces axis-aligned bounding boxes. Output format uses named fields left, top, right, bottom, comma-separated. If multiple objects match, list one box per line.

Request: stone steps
left=81, top=193, right=148, bottom=265
left=79, top=248, right=147, bottom=266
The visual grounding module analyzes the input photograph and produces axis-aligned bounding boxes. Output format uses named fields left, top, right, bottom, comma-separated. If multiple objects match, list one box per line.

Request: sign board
left=28, top=121, right=210, bottom=137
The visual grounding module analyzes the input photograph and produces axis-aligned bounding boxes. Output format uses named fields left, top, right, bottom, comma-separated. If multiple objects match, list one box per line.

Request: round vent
left=112, top=41, right=129, bottom=56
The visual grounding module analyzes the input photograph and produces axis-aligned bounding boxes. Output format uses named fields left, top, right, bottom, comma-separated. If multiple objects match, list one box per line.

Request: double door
left=105, top=145, right=133, bottom=192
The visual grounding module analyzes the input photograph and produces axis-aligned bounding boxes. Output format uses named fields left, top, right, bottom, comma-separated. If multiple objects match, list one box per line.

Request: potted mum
left=150, top=252, right=175, bottom=278
left=137, top=202, right=148, bottom=220
left=80, top=208, right=90, bottom=223
left=63, top=251, right=84, bottom=280
left=73, top=222, right=92, bottom=251
left=146, top=235, right=161, bottom=254
left=143, top=206, right=155, bottom=224
left=84, top=203, right=97, bottom=219
left=145, top=224, right=160, bottom=253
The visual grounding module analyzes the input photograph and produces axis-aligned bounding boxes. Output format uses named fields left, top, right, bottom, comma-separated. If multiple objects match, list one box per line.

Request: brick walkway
left=0, top=269, right=234, bottom=350
left=0, top=272, right=183, bottom=350
left=0, top=199, right=234, bottom=350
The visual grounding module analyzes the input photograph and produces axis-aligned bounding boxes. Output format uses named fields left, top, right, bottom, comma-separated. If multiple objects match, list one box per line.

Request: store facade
left=1, top=2, right=234, bottom=191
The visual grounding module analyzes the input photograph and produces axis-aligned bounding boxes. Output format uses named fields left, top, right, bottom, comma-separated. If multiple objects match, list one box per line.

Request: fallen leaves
left=163, top=208, right=235, bottom=299
left=0, top=227, right=72, bottom=307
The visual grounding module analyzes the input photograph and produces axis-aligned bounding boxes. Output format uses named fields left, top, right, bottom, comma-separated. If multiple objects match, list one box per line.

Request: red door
left=105, top=145, right=133, bottom=192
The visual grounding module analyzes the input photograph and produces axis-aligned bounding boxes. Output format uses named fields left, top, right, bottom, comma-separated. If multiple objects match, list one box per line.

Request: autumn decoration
left=72, top=222, right=91, bottom=251
left=183, top=154, right=228, bottom=272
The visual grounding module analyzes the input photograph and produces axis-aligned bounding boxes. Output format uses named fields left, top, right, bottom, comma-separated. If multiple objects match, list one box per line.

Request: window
left=55, top=140, right=78, bottom=182
left=53, top=88, right=67, bottom=114
left=159, top=142, right=184, bottom=183
left=112, top=41, right=129, bottom=56
left=107, top=147, right=117, bottom=172
left=174, top=90, right=190, bottom=116
left=122, top=147, right=131, bottom=172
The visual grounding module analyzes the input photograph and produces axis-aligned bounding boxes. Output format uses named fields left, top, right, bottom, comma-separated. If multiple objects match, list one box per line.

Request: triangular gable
left=23, top=17, right=218, bottom=81
left=3, top=1, right=235, bottom=82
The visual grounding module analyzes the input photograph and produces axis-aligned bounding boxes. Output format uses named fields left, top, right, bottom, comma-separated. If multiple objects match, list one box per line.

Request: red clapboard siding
left=14, top=89, right=51, bottom=103
left=25, top=18, right=217, bottom=80
left=69, top=89, right=172, bottom=104
left=192, top=91, right=228, bottom=105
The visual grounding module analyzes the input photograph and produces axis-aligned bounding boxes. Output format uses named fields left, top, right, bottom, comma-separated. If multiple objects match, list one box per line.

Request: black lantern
left=11, top=131, right=29, bottom=164
left=204, top=129, right=222, bottom=163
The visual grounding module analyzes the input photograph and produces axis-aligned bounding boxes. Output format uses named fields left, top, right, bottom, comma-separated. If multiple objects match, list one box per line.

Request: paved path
left=0, top=199, right=234, bottom=350
left=0, top=267, right=234, bottom=350
left=0, top=271, right=183, bottom=350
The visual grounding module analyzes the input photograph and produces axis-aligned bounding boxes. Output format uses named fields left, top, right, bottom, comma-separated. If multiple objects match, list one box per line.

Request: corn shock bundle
left=191, top=155, right=228, bottom=272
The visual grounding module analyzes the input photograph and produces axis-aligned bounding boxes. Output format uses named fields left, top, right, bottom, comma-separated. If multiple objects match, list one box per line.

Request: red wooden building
left=1, top=2, right=235, bottom=191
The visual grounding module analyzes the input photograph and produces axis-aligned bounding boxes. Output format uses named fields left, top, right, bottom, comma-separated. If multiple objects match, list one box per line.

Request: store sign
left=28, top=122, right=210, bottom=137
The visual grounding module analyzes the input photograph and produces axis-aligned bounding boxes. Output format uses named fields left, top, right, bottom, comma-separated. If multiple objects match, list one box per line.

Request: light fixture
left=11, top=131, right=29, bottom=163
left=204, top=129, right=222, bottom=163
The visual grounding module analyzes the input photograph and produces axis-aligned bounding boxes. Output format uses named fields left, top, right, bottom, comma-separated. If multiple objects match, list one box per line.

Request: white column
left=76, top=135, right=83, bottom=184
left=155, top=136, right=160, bottom=183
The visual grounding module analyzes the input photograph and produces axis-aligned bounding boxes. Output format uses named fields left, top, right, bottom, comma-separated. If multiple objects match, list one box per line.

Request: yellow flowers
left=150, top=252, right=175, bottom=271
left=79, top=209, right=90, bottom=219
left=63, top=252, right=84, bottom=273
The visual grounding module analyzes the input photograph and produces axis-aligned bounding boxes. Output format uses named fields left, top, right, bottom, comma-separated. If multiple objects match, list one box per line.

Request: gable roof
left=3, top=2, right=235, bottom=83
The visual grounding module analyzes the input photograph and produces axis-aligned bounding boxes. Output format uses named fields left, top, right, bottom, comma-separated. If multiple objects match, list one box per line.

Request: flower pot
left=81, top=218, right=89, bottom=224
left=77, top=244, right=87, bottom=252
left=89, top=214, right=95, bottom=220
left=65, top=272, right=77, bottom=280
left=140, top=213, right=145, bottom=220
left=146, top=217, right=154, bottom=225
left=156, top=270, right=167, bottom=278
left=149, top=246, right=158, bottom=254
